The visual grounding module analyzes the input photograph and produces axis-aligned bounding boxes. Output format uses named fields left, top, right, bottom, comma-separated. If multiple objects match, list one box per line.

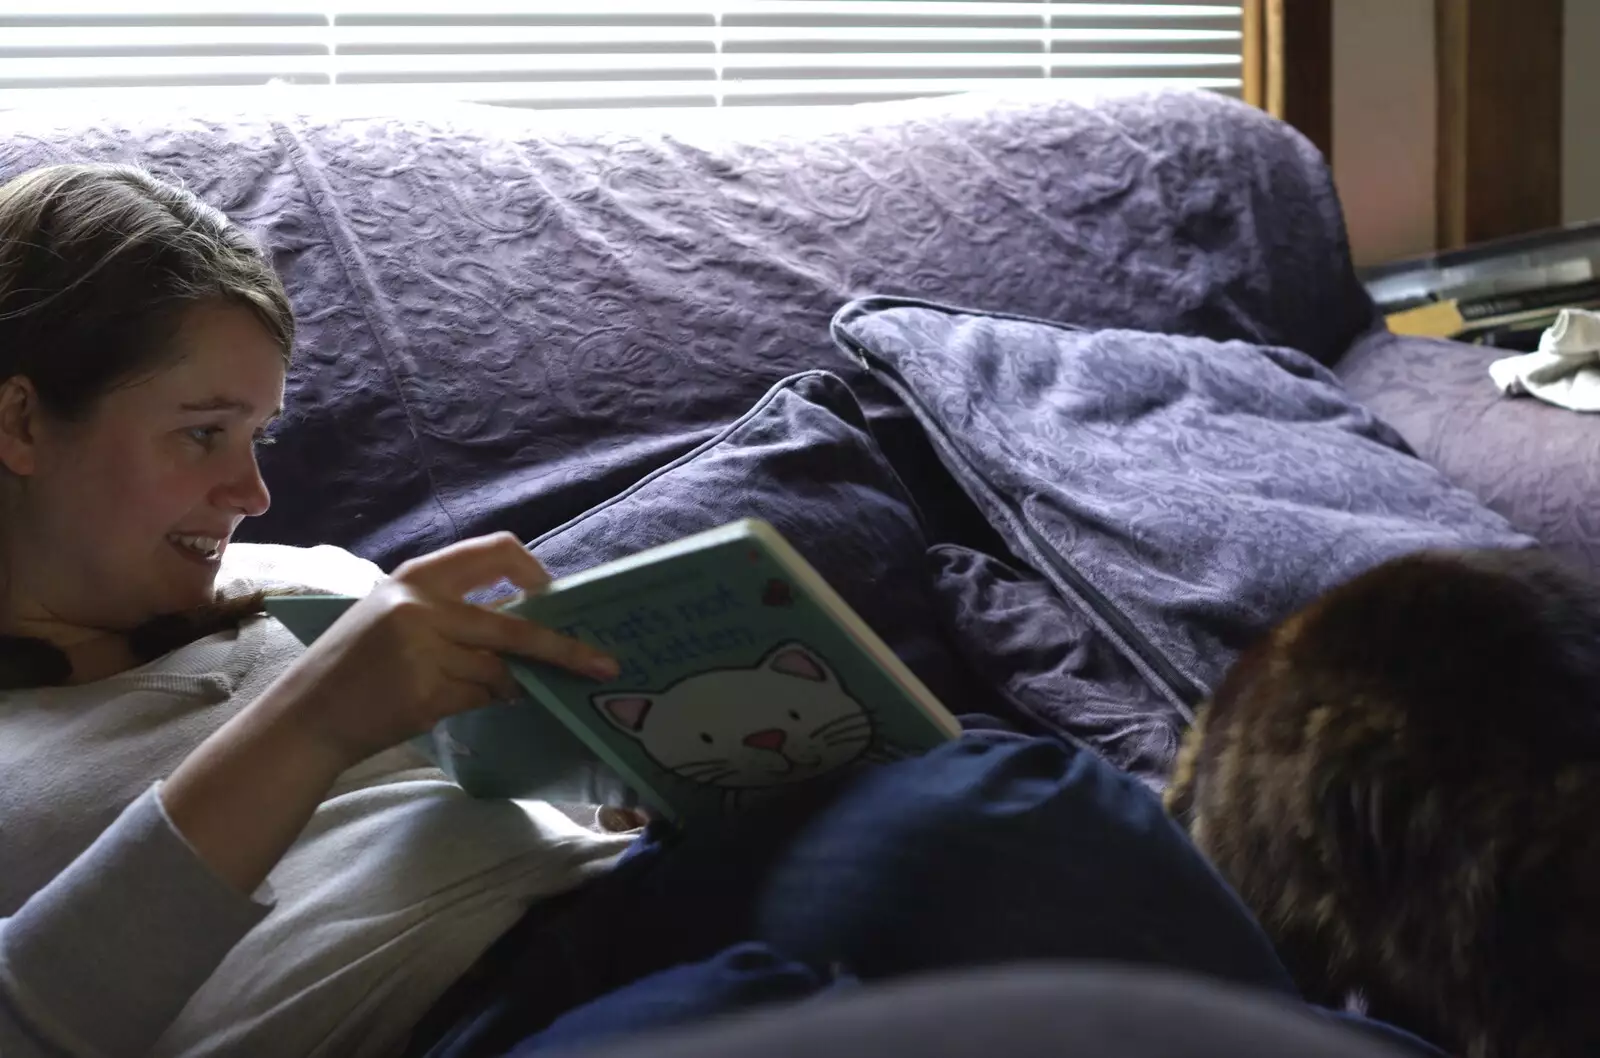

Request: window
left=0, top=1, right=1244, bottom=112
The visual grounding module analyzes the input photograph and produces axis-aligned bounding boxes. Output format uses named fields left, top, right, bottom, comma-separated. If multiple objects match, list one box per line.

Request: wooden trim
left=1435, top=0, right=1564, bottom=249
left=1257, top=0, right=1332, bottom=160
left=1435, top=0, right=1469, bottom=248
left=1241, top=0, right=1265, bottom=109
left=1265, top=0, right=1286, bottom=116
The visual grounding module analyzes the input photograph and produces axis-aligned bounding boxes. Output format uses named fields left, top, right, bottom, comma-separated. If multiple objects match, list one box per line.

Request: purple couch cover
left=0, top=89, right=1374, bottom=567
left=1338, top=330, right=1600, bottom=579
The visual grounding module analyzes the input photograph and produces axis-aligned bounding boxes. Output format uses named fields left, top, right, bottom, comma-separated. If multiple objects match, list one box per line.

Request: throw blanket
left=835, top=297, right=1535, bottom=769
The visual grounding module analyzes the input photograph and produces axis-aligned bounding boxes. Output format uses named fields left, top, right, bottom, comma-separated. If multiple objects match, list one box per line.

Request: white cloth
left=0, top=544, right=632, bottom=1058
left=1488, top=308, right=1600, bottom=412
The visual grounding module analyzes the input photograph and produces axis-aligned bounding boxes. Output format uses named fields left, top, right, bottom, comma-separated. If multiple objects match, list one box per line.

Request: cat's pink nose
left=743, top=728, right=787, bottom=752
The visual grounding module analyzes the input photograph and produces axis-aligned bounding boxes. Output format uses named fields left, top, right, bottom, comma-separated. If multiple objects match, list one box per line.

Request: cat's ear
left=594, top=693, right=655, bottom=736
left=762, top=642, right=832, bottom=684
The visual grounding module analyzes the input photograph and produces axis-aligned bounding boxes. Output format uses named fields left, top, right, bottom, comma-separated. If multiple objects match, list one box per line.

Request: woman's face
left=0, top=301, right=286, bottom=637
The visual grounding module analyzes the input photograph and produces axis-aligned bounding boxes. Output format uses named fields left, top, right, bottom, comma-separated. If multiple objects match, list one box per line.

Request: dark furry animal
left=1166, top=548, right=1600, bottom=1058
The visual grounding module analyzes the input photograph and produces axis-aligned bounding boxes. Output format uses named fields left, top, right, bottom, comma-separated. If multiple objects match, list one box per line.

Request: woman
left=0, top=164, right=1421, bottom=1058
left=0, top=163, right=644, bottom=1058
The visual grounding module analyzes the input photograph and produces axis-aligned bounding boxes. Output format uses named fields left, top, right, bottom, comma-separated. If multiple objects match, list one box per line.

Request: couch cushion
left=834, top=297, right=1536, bottom=721
left=433, top=370, right=1005, bottom=802
left=3, top=89, right=1372, bottom=565
left=928, top=544, right=1177, bottom=785
left=529, top=370, right=996, bottom=720
left=1336, top=330, right=1600, bottom=579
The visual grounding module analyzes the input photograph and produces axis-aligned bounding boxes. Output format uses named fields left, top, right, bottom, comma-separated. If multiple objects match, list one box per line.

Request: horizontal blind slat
left=332, top=26, right=715, bottom=52
left=0, top=54, right=332, bottom=89
left=722, top=72, right=1237, bottom=105
left=0, top=1, right=327, bottom=25
left=339, top=66, right=714, bottom=83
left=334, top=11, right=716, bottom=28
left=0, top=81, right=717, bottom=110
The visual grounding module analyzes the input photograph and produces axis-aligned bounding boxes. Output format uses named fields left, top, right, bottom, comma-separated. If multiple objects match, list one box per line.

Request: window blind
left=0, top=1, right=1243, bottom=112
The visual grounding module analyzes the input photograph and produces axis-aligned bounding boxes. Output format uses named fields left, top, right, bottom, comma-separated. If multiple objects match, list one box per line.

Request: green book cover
left=265, top=519, right=961, bottom=827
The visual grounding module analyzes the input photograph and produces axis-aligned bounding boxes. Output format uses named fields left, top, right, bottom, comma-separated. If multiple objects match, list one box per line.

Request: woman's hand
left=161, top=533, right=617, bottom=896
left=272, top=532, right=619, bottom=769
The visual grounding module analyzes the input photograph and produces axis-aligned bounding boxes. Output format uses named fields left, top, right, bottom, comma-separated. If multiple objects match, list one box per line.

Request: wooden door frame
left=1243, top=0, right=1565, bottom=251
left=1241, top=0, right=1332, bottom=161
left=1434, top=0, right=1564, bottom=249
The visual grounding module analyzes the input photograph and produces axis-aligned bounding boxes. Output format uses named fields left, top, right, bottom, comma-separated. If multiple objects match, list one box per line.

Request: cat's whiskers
left=678, top=768, right=739, bottom=786
left=821, top=735, right=872, bottom=749
left=810, top=714, right=872, bottom=739
left=673, top=758, right=734, bottom=775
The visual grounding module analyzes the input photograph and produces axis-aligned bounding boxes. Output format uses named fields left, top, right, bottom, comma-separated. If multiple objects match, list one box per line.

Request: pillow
left=927, top=544, right=1178, bottom=786
left=834, top=297, right=1536, bottom=714
left=1337, top=330, right=1600, bottom=580
left=436, top=371, right=1006, bottom=803
left=530, top=370, right=998, bottom=724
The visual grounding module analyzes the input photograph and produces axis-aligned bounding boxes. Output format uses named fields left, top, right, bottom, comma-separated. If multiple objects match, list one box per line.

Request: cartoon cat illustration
left=593, top=641, right=897, bottom=804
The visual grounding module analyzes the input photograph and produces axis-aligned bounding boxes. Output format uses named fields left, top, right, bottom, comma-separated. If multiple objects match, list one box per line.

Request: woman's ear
left=0, top=376, right=42, bottom=477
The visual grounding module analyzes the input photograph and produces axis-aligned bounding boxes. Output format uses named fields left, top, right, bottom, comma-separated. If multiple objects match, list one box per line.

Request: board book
left=265, top=519, right=961, bottom=827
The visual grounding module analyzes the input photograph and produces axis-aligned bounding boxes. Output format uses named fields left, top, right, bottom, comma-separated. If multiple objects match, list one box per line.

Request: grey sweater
left=0, top=545, right=630, bottom=1058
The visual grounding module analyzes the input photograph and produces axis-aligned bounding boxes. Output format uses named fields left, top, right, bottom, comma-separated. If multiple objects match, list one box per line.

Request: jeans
left=410, top=735, right=1307, bottom=1058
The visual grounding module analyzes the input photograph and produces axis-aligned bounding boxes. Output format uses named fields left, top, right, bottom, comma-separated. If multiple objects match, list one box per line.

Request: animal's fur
left=1167, top=549, right=1600, bottom=1058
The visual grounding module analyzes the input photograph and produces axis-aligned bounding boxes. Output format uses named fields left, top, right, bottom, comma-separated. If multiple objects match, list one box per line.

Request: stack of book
left=1364, top=221, right=1600, bottom=351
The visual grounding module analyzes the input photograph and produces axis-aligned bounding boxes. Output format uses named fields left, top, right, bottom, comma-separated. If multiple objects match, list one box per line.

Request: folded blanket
left=1488, top=308, right=1600, bottom=412
left=833, top=297, right=1534, bottom=763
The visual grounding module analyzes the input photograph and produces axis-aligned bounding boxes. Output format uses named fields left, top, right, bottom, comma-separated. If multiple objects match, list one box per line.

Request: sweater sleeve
left=0, top=786, right=271, bottom=1058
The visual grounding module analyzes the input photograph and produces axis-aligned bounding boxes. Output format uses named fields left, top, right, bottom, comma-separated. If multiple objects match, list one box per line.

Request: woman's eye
left=186, top=425, right=224, bottom=449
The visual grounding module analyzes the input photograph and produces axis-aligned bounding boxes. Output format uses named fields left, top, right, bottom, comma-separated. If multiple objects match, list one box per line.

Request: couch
left=0, top=87, right=1579, bottom=785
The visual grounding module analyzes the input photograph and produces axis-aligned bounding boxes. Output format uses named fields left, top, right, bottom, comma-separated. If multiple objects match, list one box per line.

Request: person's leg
left=411, top=774, right=865, bottom=1058
left=544, top=734, right=1291, bottom=998
left=561, top=966, right=1438, bottom=1058
left=417, top=735, right=1293, bottom=1057
left=754, top=735, right=1296, bottom=996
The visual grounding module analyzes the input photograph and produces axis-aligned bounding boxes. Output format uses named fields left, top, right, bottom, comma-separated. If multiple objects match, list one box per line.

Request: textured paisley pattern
left=1337, top=330, right=1600, bottom=579
left=527, top=370, right=997, bottom=719
left=836, top=299, right=1536, bottom=702
left=0, top=89, right=1371, bottom=567
left=426, top=371, right=1009, bottom=805
left=929, top=544, right=1177, bottom=784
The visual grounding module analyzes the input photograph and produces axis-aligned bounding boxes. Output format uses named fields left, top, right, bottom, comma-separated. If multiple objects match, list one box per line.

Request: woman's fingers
left=438, top=646, right=519, bottom=703
left=431, top=598, right=619, bottom=681
left=395, top=532, right=552, bottom=598
left=385, top=533, right=618, bottom=688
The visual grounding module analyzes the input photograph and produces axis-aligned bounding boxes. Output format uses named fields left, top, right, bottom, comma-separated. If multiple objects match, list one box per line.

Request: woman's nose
left=218, top=453, right=272, bottom=517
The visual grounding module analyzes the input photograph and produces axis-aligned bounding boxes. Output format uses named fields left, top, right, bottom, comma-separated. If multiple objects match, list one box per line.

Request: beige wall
left=1566, top=0, right=1600, bottom=225
left=1331, top=0, right=1598, bottom=268
left=1331, top=0, right=1437, bottom=266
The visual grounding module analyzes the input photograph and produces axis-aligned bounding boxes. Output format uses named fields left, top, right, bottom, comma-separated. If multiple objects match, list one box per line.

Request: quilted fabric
left=527, top=370, right=995, bottom=719
left=425, top=372, right=1009, bottom=806
left=1337, top=330, right=1600, bottom=579
left=0, top=89, right=1373, bottom=567
left=835, top=298, right=1536, bottom=711
left=928, top=544, right=1176, bottom=784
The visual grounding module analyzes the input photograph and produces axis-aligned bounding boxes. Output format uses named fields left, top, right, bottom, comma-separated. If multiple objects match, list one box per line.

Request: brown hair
left=0, top=163, right=293, bottom=414
left=0, top=163, right=296, bottom=685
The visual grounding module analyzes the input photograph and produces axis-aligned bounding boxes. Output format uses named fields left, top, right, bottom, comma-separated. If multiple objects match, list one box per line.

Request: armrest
left=1336, top=328, right=1600, bottom=577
